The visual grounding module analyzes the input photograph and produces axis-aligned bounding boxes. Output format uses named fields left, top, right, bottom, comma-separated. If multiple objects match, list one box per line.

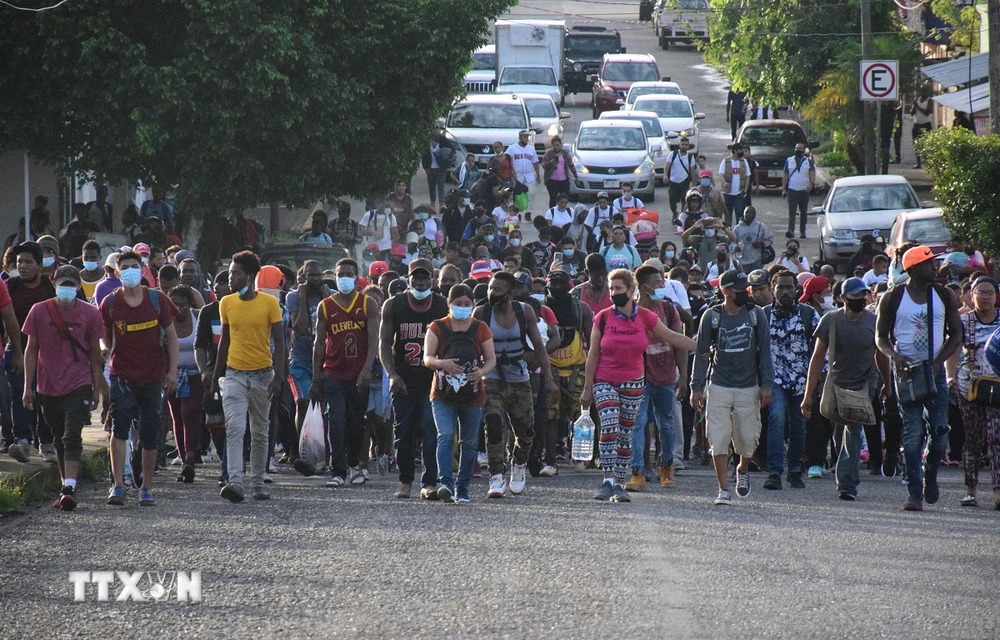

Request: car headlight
left=547, top=123, right=559, bottom=137
left=636, top=158, right=654, bottom=173
left=832, top=229, right=857, bottom=240
left=678, top=129, right=689, bottom=137
left=575, top=157, right=588, bottom=173
left=601, top=85, right=616, bottom=95
left=573, top=63, right=582, bottom=72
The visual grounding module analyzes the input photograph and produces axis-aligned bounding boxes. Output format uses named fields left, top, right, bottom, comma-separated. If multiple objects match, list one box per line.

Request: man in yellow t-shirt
left=211, top=251, right=285, bottom=502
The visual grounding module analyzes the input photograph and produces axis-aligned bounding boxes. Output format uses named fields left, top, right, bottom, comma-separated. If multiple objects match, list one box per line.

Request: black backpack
left=434, top=319, right=483, bottom=401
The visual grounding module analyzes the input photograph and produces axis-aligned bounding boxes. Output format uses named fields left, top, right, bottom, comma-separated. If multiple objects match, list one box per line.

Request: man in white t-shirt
left=665, top=136, right=696, bottom=219
left=506, top=130, right=541, bottom=186
left=781, top=143, right=815, bottom=240
left=612, top=184, right=644, bottom=212
left=544, top=192, right=575, bottom=228
left=583, top=191, right=616, bottom=229
left=719, top=143, right=750, bottom=226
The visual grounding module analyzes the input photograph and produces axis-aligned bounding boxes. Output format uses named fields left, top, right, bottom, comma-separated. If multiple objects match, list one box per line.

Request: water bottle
left=571, top=408, right=595, bottom=461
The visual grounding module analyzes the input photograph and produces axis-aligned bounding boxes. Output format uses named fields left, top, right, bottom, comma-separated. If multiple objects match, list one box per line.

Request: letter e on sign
left=860, top=60, right=898, bottom=101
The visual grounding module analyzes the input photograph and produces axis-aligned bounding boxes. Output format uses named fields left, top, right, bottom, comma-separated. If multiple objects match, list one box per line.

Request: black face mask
left=846, top=297, right=867, bottom=312
left=489, top=293, right=508, bottom=307
left=732, top=291, right=750, bottom=306
left=795, top=150, right=804, bottom=158
left=547, top=285, right=569, bottom=298
left=716, top=252, right=728, bottom=262
left=611, top=292, right=631, bottom=308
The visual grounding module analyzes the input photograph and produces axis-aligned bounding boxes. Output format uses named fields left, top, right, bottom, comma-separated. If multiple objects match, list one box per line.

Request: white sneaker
left=672, top=457, right=688, bottom=471
left=268, top=457, right=278, bottom=473
left=170, top=456, right=183, bottom=466
left=477, top=451, right=488, bottom=466
left=7, top=438, right=30, bottom=462
left=326, top=476, right=345, bottom=487
left=539, top=464, right=558, bottom=477
left=487, top=474, right=506, bottom=498
left=201, top=452, right=213, bottom=463
left=40, top=442, right=58, bottom=463
left=807, top=465, right=824, bottom=479
left=350, top=467, right=366, bottom=485
left=509, top=463, right=527, bottom=494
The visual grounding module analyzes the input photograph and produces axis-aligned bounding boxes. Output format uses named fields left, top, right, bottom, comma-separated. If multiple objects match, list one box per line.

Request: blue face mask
left=531, top=293, right=545, bottom=302
left=700, top=178, right=711, bottom=187
left=42, top=256, right=55, bottom=268
left=650, top=287, right=669, bottom=301
left=563, top=249, right=574, bottom=257
left=238, top=284, right=249, bottom=296
left=83, top=260, right=100, bottom=271
left=55, top=285, right=77, bottom=302
left=410, top=287, right=431, bottom=300
left=484, top=235, right=494, bottom=242
left=451, top=304, right=472, bottom=320
left=337, top=277, right=356, bottom=294
left=664, top=251, right=675, bottom=260
left=120, top=267, right=142, bottom=288
left=704, top=228, right=716, bottom=238
left=418, top=213, right=429, bottom=221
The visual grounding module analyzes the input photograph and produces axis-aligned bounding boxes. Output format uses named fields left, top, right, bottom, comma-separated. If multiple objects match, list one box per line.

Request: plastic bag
left=571, top=409, right=595, bottom=461
left=299, top=402, right=327, bottom=471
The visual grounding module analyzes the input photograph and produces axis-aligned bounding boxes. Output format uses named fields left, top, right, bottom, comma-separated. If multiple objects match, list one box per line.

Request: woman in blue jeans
left=423, top=284, right=496, bottom=503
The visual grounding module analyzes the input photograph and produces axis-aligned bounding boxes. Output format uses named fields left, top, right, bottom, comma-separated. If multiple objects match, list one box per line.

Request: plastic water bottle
left=572, top=410, right=595, bottom=461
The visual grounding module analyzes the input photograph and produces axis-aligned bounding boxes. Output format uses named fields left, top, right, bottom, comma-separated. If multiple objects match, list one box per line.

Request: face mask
left=622, top=193, right=632, bottom=200
left=141, top=256, right=149, bottom=265
left=410, top=287, right=431, bottom=301
left=8, top=269, right=19, bottom=279
left=563, top=249, right=574, bottom=257
left=716, top=252, right=728, bottom=262
left=463, top=198, right=471, bottom=206
left=846, top=298, right=867, bottom=312
left=795, top=150, right=804, bottom=157
left=489, top=293, right=507, bottom=307
left=704, top=228, right=716, bottom=238
left=611, top=292, right=631, bottom=308
left=418, top=213, right=429, bottom=221
left=237, top=284, right=250, bottom=296
left=531, top=293, right=545, bottom=302
left=664, top=251, right=675, bottom=260
left=732, top=290, right=750, bottom=306
left=42, top=256, right=55, bottom=268
left=822, top=295, right=834, bottom=308
left=700, top=178, right=711, bottom=187
left=548, top=285, right=569, bottom=297
left=55, top=285, right=77, bottom=302
left=83, top=260, right=100, bottom=271
left=120, top=267, right=142, bottom=288
left=510, top=238, right=521, bottom=247
left=451, top=305, right=472, bottom=321
left=337, top=277, right=357, bottom=293
left=484, top=235, right=494, bottom=242
left=650, top=287, right=669, bottom=301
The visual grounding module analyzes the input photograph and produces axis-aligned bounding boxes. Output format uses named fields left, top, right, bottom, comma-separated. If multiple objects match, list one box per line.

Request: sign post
left=860, top=60, right=898, bottom=174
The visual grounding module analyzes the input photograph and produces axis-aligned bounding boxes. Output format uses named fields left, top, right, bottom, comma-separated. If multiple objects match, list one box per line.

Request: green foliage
left=916, top=128, right=1000, bottom=256
left=929, top=0, right=981, bottom=51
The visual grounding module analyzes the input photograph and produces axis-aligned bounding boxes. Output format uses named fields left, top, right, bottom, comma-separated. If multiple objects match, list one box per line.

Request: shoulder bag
left=964, top=311, right=1000, bottom=406
left=820, top=310, right=877, bottom=425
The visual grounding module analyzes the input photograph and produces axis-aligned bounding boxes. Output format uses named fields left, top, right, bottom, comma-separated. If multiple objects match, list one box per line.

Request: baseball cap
left=364, top=242, right=380, bottom=253
left=368, top=261, right=389, bottom=278
left=901, top=245, right=934, bottom=271
left=389, top=243, right=406, bottom=258
left=798, top=276, right=830, bottom=303
left=642, top=258, right=664, bottom=273
left=174, top=250, right=195, bottom=263
left=470, top=260, right=492, bottom=281
left=747, top=269, right=770, bottom=286
left=133, top=242, right=151, bottom=256
left=841, top=277, right=870, bottom=297
left=458, top=188, right=470, bottom=198
left=597, top=191, right=609, bottom=200
left=405, top=232, right=420, bottom=244
left=698, top=170, right=712, bottom=179
left=36, top=235, right=60, bottom=256
left=356, top=276, right=370, bottom=289
left=719, top=269, right=748, bottom=291
left=104, top=252, right=120, bottom=270
left=688, top=263, right=703, bottom=273
left=11, top=241, right=43, bottom=263
left=518, top=129, right=530, bottom=136
left=407, top=258, right=433, bottom=276
left=513, top=271, right=531, bottom=286
left=53, top=265, right=80, bottom=285
left=796, top=271, right=813, bottom=287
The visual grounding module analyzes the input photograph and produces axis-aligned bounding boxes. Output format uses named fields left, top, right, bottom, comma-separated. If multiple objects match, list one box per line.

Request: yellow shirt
left=220, top=291, right=282, bottom=371
left=80, top=274, right=104, bottom=301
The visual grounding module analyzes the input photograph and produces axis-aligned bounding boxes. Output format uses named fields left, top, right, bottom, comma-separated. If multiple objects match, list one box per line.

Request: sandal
left=960, top=494, right=977, bottom=507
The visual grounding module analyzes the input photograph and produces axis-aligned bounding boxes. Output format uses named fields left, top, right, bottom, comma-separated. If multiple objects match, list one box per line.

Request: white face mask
left=822, top=295, right=834, bottom=309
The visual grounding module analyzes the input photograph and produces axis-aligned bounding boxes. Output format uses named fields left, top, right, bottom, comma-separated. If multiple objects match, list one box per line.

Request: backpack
left=433, top=319, right=483, bottom=401
left=482, top=300, right=531, bottom=376
left=108, top=286, right=164, bottom=348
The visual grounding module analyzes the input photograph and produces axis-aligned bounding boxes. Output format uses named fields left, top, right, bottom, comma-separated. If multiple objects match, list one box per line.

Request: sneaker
left=763, top=473, right=782, bottom=490
left=714, top=489, right=733, bottom=505
left=859, top=448, right=870, bottom=463
left=611, top=484, right=631, bottom=503
left=539, top=464, right=558, bottom=477
left=395, top=483, right=412, bottom=499
left=838, top=490, right=857, bottom=501
left=456, top=487, right=470, bottom=503
left=477, top=451, right=488, bottom=466
left=7, top=438, right=30, bottom=462
left=170, top=455, right=183, bottom=466
left=902, top=499, right=924, bottom=511
left=787, top=471, right=805, bottom=488
left=672, top=457, right=688, bottom=471
left=881, top=459, right=897, bottom=478
left=420, top=485, right=439, bottom=500
left=262, top=473, right=273, bottom=484
left=473, top=460, right=483, bottom=478
left=785, top=230, right=794, bottom=239
left=326, top=476, right=345, bottom=488
left=221, top=483, right=245, bottom=503
left=376, top=454, right=390, bottom=476
left=807, top=465, right=824, bottom=479
left=106, top=485, right=126, bottom=505
left=138, top=488, right=155, bottom=506
left=293, top=459, right=317, bottom=477
left=252, top=486, right=271, bottom=501
left=437, top=484, right=455, bottom=503
left=960, top=494, right=978, bottom=507
left=268, top=457, right=278, bottom=473
left=735, top=470, right=751, bottom=497
left=202, top=452, right=214, bottom=463
left=181, top=464, right=195, bottom=484
left=593, top=481, right=614, bottom=501
left=58, top=485, right=77, bottom=511
left=509, top=463, right=527, bottom=495
left=624, top=474, right=646, bottom=492
left=350, top=467, right=367, bottom=485
left=923, top=476, right=940, bottom=505
left=487, top=474, right=506, bottom=498
left=947, top=458, right=960, bottom=467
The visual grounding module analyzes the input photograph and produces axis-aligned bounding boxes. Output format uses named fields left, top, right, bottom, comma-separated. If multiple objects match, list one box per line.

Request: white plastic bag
left=299, top=401, right=327, bottom=471
left=571, top=408, right=595, bottom=462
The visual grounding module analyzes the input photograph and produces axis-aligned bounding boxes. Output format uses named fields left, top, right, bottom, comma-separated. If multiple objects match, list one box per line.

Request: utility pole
left=861, top=0, right=876, bottom=174
left=989, top=0, right=1000, bottom=134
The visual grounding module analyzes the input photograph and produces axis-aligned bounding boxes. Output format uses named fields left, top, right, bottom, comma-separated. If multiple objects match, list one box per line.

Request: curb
left=0, top=447, right=107, bottom=516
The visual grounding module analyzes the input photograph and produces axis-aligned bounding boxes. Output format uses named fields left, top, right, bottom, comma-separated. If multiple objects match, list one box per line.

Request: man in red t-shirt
left=99, top=250, right=179, bottom=507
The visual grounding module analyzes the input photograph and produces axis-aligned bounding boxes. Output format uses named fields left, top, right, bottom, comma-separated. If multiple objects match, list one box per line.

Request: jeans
left=324, top=375, right=365, bottom=479
left=4, top=349, right=50, bottom=444
left=222, top=367, right=274, bottom=489
left=391, top=384, right=438, bottom=487
left=110, top=376, right=163, bottom=450
left=787, top=189, right=809, bottom=235
left=667, top=179, right=691, bottom=215
left=432, top=399, right=483, bottom=491
left=835, top=424, right=864, bottom=496
left=723, top=193, right=745, bottom=226
left=766, top=386, right=805, bottom=476
left=631, top=382, right=677, bottom=473
left=426, top=167, right=446, bottom=205
left=898, top=367, right=950, bottom=501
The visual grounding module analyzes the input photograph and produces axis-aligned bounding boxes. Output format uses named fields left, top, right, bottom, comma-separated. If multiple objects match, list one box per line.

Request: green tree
left=0, top=0, right=514, bottom=263
left=916, top=128, right=1000, bottom=256
left=928, top=0, right=981, bottom=51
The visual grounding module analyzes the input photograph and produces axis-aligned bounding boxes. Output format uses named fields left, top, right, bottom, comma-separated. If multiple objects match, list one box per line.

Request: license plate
left=767, top=170, right=783, bottom=178
left=603, top=179, right=620, bottom=189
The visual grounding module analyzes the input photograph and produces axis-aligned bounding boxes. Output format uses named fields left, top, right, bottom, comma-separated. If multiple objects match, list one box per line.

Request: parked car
left=444, top=94, right=535, bottom=167
left=735, top=119, right=812, bottom=188
left=886, top=208, right=951, bottom=262
left=259, top=242, right=351, bottom=275
left=631, top=93, right=704, bottom=151
left=495, top=65, right=561, bottom=105
left=521, top=93, right=571, bottom=153
left=653, top=0, right=710, bottom=50
left=590, top=53, right=665, bottom=119
left=598, top=110, right=668, bottom=183
left=563, top=26, right=624, bottom=101
left=569, top=120, right=658, bottom=201
left=619, top=80, right=683, bottom=111
left=814, top=175, right=926, bottom=270
left=464, top=44, right=496, bottom=94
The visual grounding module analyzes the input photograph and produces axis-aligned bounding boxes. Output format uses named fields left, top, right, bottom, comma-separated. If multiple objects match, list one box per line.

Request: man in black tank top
left=379, top=259, right=448, bottom=499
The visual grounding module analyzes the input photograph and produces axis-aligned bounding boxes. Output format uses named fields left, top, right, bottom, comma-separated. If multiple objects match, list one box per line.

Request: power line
left=0, top=0, right=71, bottom=10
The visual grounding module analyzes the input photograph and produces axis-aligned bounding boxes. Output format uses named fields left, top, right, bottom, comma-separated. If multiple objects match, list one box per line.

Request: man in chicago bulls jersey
left=379, top=258, right=448, bottom=499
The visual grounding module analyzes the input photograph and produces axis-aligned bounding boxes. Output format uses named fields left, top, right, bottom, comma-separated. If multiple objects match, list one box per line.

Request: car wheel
left=646, top=189, right=655, bottom=203
left=663, top=37, right=671, bottom=50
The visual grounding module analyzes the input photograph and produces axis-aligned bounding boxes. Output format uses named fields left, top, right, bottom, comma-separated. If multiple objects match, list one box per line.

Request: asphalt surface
left=1, top=2, right=993, bottom=639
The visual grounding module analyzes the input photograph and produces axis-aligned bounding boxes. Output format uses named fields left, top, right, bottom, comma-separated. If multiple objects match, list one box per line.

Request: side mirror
left=559, top=112, right=572, bottom=119
left=694, top=112, right=706, bottom=120
left=615, top=99, right=624, bottom=106
left=650, top=144, right=663, bottom=153
left=922, top=200, right=934, bottom=208
left=810, top=206, right=823, bottom=215
left=665, top=131, right=680, bottom=140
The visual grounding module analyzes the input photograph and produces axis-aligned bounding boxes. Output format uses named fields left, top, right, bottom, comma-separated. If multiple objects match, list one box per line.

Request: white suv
left=444, top=94, right=534, bottom=167
left=631, top=93, right=704, bottom=152
left=570, top=120, right=657, bottom=201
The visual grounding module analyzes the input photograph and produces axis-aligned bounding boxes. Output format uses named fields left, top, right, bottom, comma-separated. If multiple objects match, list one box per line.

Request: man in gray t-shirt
left=802, top=277, right=890, bottom=501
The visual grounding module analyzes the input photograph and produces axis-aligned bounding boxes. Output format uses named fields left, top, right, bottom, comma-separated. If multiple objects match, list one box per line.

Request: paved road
left=1, top=3, right=994, bottom=638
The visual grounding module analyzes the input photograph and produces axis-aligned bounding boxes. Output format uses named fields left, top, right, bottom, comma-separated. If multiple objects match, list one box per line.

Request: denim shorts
left=288, top=360, right=313, bottom=400
left=110, top=376, right=164, bottom=451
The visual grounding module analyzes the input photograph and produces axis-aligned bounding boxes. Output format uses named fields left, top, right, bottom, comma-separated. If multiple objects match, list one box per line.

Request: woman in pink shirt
left=581, top=268, right=696, bottom=502
left=542, top=137, right=578, bottom=208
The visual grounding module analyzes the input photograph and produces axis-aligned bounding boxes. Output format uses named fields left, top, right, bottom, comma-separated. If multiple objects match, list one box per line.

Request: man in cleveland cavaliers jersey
left=311, top=258, right=379, bottom=488
left=379, top=258, right=449, bottom=499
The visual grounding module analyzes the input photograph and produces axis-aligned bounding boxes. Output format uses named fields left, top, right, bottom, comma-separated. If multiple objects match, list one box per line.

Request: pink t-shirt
left=595, top=306, right=659, bottom=385
left=23, top=299, right=105, bottom=397
left=551, top=153, right=567, bottom=181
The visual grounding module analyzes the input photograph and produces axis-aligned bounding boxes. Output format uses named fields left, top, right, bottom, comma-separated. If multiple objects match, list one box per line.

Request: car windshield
left=524, top=98, right=557, bottom=119
left=261, top=247, right=349, bottom=274
left=471, top=51, right=496, bottom=71
left=577, top=126, right=646, bottom=151
left=603, top=116, right=662, bottom=138
left=740, top=126, right=806, bottom=147
left=828, top=185, right=920, bottom=213
left=448, top=103, right=527, bottom=129
left=565, top=35, right=619, bottom=57
left=903, top=217, right=951, bottom=243
left=634, top=99, right=692, bottom=118
left=628, top=86, right=680, bottom=105
left=677, top=0, right=709, bottom=8
left=498, top=67, right=557, bottom=86
left=603, top=62, right=659, bottom=82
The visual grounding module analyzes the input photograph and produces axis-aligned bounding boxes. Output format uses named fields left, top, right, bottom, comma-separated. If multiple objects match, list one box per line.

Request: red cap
left=698, top=170, right=712, bottom=179
left=356, top=276, right=370, bottom=289
left=389, top=244, right=406, bottom=257
left=368, top=261, right=389, bottom=277
left=798, top=276, right=830, bottom=303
